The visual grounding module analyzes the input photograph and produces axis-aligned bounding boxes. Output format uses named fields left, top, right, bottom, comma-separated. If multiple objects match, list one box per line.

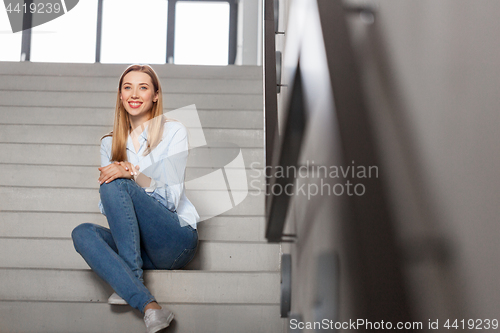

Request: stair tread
left=0, top=74, right=263, bottom=94
left=0, top=186, right=265, bottom=216
left=0, top=91, right=263, bottom=110
left=0, top=61, right=279, bottom=331
left=0, top=301, right=284, bottom=333
left=0, top=212, right=266, bottom=241
left=0, top=238, right=280, bottom=272
left=0, top=124, right=263, bottom=147
left=0, top=164, right=265, bottom=191
left=0, top=62, right=263, bottom=79
left=0, top=107, right=263, bottom=128
left=0, top=143, right=263, bottom=167
left=0, top=268, right=280, bottom=304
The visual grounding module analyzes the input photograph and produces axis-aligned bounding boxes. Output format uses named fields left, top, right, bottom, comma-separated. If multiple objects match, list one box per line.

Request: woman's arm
left=133, top=165, right=154, bottom=188
left=98, top=162, right=135, bottom=184
left=98, top=137, right=139, bottom=184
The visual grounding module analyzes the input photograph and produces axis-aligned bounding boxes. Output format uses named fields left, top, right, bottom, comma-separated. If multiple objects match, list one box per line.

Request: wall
left=236, top=0, right=263, bottom=65
left=276, top=0, right=500, bottom=331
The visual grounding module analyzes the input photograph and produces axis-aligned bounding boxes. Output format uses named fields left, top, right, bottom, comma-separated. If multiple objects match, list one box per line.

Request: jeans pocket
left=169, top=247, right=198, bottom=270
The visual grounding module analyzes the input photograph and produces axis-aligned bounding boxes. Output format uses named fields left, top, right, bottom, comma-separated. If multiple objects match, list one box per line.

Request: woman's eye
left=140, top=86, right=147, bottom=90
left=123, top=86, right=131, bottom=90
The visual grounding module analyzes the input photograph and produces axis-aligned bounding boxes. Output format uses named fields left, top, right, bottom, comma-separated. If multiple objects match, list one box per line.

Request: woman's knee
left=71, top=223, right=96, bottom=252
left=99, top=178, right=135, bottom=199
left=99, top=179, right=122, bottom=197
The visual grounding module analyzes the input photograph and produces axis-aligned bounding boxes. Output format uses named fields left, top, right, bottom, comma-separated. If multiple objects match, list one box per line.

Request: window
left=0, top=0, right=237, bottom=65
left=174, top=1, right=230, bottom=65
left=0, top=8, right=22, bottom=61
left=100, top=0, right=168, bottom=64
left=30, top=0, right=99, bottom=63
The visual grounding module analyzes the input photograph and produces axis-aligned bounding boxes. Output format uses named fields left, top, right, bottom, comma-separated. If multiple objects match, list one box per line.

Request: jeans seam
left=89, top=224, right=151, bottom=307
left=169, top=248, right=193, bottom=270
left=119, top=180, right=141, bottom=275
left=140, top=297, right=157, bottom=314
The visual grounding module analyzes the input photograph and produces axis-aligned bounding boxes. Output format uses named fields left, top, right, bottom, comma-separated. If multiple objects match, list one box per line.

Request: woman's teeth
left=129, top=102, right=142, bottom=108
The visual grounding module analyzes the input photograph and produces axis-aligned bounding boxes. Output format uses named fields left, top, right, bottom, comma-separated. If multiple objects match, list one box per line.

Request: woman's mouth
left=128, top=101, right=143, bottom=109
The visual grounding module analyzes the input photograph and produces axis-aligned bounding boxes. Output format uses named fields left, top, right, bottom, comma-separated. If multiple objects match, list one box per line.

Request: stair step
left=0, top=143, right=263, bottom=167
left=0, top=238, right=279, bottom=272
left=0, top=61, right=263, bottom=79
left=0, top=106, right=263, bottom=128
left=0, top=186, right=264, bottom=215
left=0, top=124, right=263, bottom=147
left=0, top=212, right=266, bottom=242
left=0, top=74, right=263, bottom=94
left=0, top=301, right=284, bottom=333
left=0, top=164, right=265, bottom=191
left=0, top=268, right=280, bottom=304
left=0, top=61, right=279, bottom=332
left=0, top=91, right=263, bottom=110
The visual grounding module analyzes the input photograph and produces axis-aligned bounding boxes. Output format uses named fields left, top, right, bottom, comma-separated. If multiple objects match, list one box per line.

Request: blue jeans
left=71, top=178, right=198, bottom=313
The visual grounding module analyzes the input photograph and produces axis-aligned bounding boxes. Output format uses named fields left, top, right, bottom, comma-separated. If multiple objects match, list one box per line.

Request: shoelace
left=144, top=310, right=157, bottom=327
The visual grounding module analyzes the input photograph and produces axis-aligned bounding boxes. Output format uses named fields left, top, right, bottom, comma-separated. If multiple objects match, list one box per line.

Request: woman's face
left=120, top=71, right=158, bottom=120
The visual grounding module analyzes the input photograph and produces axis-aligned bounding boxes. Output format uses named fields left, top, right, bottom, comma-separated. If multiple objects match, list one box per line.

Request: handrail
left=265, top=63, right=305, bottom=243
left=20, top=0, right=33, bottom=61
left=317, top=0, right=411, bottom=324
left=263, top=0, right=413, bottom=325
left=263, top=0, right=279, bottom=212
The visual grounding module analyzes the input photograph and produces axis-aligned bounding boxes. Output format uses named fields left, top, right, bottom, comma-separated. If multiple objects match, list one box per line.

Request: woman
left=71, top=64, right=199, bottom=333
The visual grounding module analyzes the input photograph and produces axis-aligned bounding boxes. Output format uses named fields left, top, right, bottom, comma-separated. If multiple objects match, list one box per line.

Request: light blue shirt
left=98, top=120, right=199, bottom=229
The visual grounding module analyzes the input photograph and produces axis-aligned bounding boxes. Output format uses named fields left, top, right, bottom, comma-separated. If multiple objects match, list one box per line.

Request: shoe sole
left=149, top=312, right=174, bottom=333
left=108, top=300, right=128, bottom=305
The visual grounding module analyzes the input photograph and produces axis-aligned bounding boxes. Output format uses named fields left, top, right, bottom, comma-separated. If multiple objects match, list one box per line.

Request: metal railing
left=263, top=0, right=414, bottom=326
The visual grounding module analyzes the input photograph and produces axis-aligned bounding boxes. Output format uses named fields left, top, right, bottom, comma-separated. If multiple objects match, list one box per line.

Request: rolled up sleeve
left=98, top=136, right=113, bottom=216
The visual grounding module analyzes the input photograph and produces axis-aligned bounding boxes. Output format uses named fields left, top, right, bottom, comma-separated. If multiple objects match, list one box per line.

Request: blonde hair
left=101, top=64, right=166, bottom=162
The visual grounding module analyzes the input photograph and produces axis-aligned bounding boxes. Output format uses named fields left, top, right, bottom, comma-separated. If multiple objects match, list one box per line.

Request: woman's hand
left=98, top=161, right=137, bottom=184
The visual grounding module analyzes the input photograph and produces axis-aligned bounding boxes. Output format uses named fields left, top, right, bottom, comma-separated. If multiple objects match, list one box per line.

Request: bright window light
left=30, top=0, right=99, bottom=63
left=100, top=0, right=168, bottom=64
left=174, top=1, right=229, bottom=65
left=0, top=6, right=23, bottom=61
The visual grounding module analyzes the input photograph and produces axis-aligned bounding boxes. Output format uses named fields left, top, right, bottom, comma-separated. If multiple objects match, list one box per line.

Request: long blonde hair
left=101, top=64, right=165, bottom=162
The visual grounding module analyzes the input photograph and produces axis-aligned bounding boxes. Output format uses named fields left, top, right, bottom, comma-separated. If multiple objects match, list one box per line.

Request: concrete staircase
left=0, top=62, right=284, bottom=332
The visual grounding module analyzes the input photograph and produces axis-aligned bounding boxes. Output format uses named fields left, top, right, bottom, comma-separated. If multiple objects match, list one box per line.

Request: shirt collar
left=126, top=125, right=149, bottom=153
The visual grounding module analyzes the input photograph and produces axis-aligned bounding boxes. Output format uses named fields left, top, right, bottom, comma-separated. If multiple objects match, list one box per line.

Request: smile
left=128, top=101, right=143, bottom=108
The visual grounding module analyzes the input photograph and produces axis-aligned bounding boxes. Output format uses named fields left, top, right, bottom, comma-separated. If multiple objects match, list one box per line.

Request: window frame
left=19, top=0, right=238, bottom=64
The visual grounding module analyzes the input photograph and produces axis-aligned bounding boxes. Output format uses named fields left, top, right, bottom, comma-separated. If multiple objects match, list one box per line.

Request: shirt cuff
left=144, top=178, right=156, bottom=193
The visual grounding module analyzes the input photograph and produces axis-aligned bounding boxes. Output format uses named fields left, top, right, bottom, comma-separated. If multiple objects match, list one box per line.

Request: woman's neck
left=129, top=115, right=150, bottom=154
left=129, top=114, right=151, bottom=133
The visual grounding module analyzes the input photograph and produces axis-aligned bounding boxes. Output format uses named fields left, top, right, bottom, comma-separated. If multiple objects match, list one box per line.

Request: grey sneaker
left=144, top=308, right=174, bottom=333
left=107, top=292, right=128, bottom=305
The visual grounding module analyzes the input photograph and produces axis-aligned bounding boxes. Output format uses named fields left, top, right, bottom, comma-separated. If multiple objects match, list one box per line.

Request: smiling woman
left=119, top=71, right=159, bottom=137
left=71, top=64, right=199, bottom=333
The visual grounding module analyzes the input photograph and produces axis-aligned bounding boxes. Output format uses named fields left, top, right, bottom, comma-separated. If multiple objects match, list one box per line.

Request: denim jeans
left=71, top=178, right=198, bottom=313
